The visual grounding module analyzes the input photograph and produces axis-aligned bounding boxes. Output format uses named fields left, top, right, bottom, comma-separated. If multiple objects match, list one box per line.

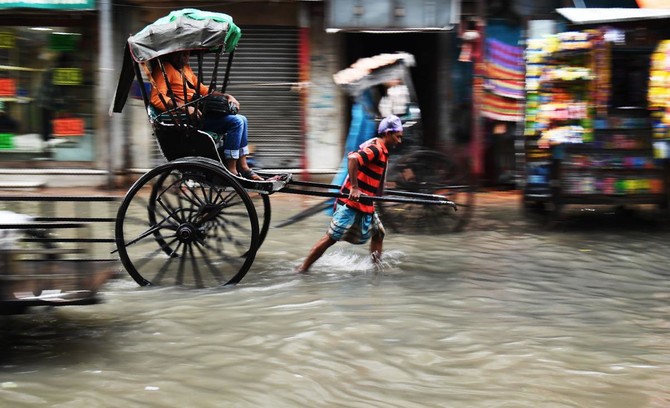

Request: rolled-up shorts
left=327, top=203, right=385, bottom=244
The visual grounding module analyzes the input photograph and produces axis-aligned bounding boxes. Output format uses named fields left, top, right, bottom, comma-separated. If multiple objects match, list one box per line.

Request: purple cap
left=378, top=115, right=403, bottom=134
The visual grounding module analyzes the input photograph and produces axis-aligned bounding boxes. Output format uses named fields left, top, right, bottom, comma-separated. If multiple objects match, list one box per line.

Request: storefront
left=522, top=8, right=670, bottom=214
left=0, top=1, right=97, bottom=163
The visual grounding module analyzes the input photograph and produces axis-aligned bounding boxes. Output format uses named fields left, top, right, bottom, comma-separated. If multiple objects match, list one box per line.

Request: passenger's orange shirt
left=150, top=62, right=209, bottom=111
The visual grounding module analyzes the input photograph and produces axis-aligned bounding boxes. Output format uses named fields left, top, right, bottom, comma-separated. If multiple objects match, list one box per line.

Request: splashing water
left=302, top=246, right=406, bottom=275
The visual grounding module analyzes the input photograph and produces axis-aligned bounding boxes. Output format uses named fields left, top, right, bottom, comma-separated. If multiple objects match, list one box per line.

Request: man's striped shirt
left=338, top=137, right=389, bottom=214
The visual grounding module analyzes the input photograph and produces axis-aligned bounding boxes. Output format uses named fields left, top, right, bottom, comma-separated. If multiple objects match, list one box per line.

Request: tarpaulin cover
left=557, top=7, right=670, bottom=24
left=128, top=8, right=241, bottom=62
left=333, top=53, right=415, bottom=97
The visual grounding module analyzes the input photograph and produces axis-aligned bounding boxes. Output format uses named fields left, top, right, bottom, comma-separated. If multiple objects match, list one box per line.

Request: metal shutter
left=227, top=26, right=301, bottom=169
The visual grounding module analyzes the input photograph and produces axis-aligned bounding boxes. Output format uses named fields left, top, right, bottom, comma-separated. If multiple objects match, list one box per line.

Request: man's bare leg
left=370, top=234, right=383, bottom=266
left=296, top=234, right=336, bottom=273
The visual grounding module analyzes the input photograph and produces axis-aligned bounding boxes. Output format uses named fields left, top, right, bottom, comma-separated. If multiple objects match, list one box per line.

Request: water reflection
left=1, top=192, right=670, bottom=407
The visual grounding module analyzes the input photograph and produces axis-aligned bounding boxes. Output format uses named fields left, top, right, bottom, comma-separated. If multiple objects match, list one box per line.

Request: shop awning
left=0, top=0, right=95, bottom=9
left=557, top=7, right=670, bottom=24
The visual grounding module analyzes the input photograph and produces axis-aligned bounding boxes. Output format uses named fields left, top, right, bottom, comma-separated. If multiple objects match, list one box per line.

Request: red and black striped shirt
left=338, top=137, right=389, bottom=214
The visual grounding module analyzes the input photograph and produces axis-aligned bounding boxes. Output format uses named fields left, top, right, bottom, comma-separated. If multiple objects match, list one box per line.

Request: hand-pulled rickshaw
left=111, top=9, right=458, bottom=288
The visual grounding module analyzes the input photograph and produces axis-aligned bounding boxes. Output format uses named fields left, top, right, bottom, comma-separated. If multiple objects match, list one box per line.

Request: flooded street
left=2, top=191, right=670, bottom=407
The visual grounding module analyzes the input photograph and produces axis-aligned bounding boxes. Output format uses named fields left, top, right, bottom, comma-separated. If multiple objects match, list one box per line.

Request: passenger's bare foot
left=239, top=168, right=264, bottom=181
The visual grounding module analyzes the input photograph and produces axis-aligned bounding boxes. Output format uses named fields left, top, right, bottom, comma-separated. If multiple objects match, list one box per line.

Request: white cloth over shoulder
left=378, top=84, right=410, bottom=118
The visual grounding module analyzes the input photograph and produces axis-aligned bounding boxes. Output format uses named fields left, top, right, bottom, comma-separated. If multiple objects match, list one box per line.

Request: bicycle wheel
left=379, top=150, right=475, bottom=234
left=115, top=158, right=260, bottom=287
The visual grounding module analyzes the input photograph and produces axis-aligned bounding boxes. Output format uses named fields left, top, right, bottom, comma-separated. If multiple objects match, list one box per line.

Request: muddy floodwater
left=2, top=192, right=670, bottom=407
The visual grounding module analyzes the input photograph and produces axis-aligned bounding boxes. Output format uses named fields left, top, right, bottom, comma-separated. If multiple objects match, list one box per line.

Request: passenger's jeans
left=202, top=113, right=249, bottom=159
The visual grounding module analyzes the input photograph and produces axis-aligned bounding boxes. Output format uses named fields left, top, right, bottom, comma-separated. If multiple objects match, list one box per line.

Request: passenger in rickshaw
left=149, top=50, right=263, bottom=180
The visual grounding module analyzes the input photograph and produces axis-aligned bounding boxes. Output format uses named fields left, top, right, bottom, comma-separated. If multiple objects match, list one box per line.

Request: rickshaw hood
left=128, top=8, right=241, bottom=62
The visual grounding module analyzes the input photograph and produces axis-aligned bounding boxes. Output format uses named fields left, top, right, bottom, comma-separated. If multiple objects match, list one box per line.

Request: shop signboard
left=0, top=0, right=95, bottom=10
left=0, top=78, right=16, bottom=97
left=0, top=32, right=14, bottom=48
left=50, top=33, right=80, bottom=51
left=327, top=0, right=459, bottom=31
left=52, top=118, right=84, bottom=137
left=52, top=68, right=82, bottom=86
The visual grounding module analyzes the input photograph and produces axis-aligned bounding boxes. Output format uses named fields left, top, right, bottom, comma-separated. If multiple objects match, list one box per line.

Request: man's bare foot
left=295, top=265, right=308, bottom=274
left=371, top=251, right=382, bottom=265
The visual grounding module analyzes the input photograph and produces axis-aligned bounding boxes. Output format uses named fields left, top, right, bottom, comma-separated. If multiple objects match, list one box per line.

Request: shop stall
left=0, top=24, right=96, bottom=161
left=522, top=16, right=670, bottom=215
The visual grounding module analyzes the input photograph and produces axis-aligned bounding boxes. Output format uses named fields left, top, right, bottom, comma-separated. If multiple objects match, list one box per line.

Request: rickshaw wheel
left=148, top=179, right=270, bottom=256
left=115, top=158, right=260, bottom=287
left=249, top=193, right=271, bottom=249
left=378, top=150, right=475, bottom=234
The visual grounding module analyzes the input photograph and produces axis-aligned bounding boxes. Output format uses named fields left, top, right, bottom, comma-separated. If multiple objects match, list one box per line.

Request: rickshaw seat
left=146, top=106, right=225, bottom=163
left=147, top=105, right=225, bottom=143
left=150, top=112, right=290, bottom=194
left=152, top=123, right=223, bottom=163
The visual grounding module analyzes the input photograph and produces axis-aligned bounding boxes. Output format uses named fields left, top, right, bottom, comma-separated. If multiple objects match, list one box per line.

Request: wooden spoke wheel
left=378, top=150, right=475, bottom=234
left=148, top=172, right=271, bottom=255
left=115, top=158, right=260, bottom=288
